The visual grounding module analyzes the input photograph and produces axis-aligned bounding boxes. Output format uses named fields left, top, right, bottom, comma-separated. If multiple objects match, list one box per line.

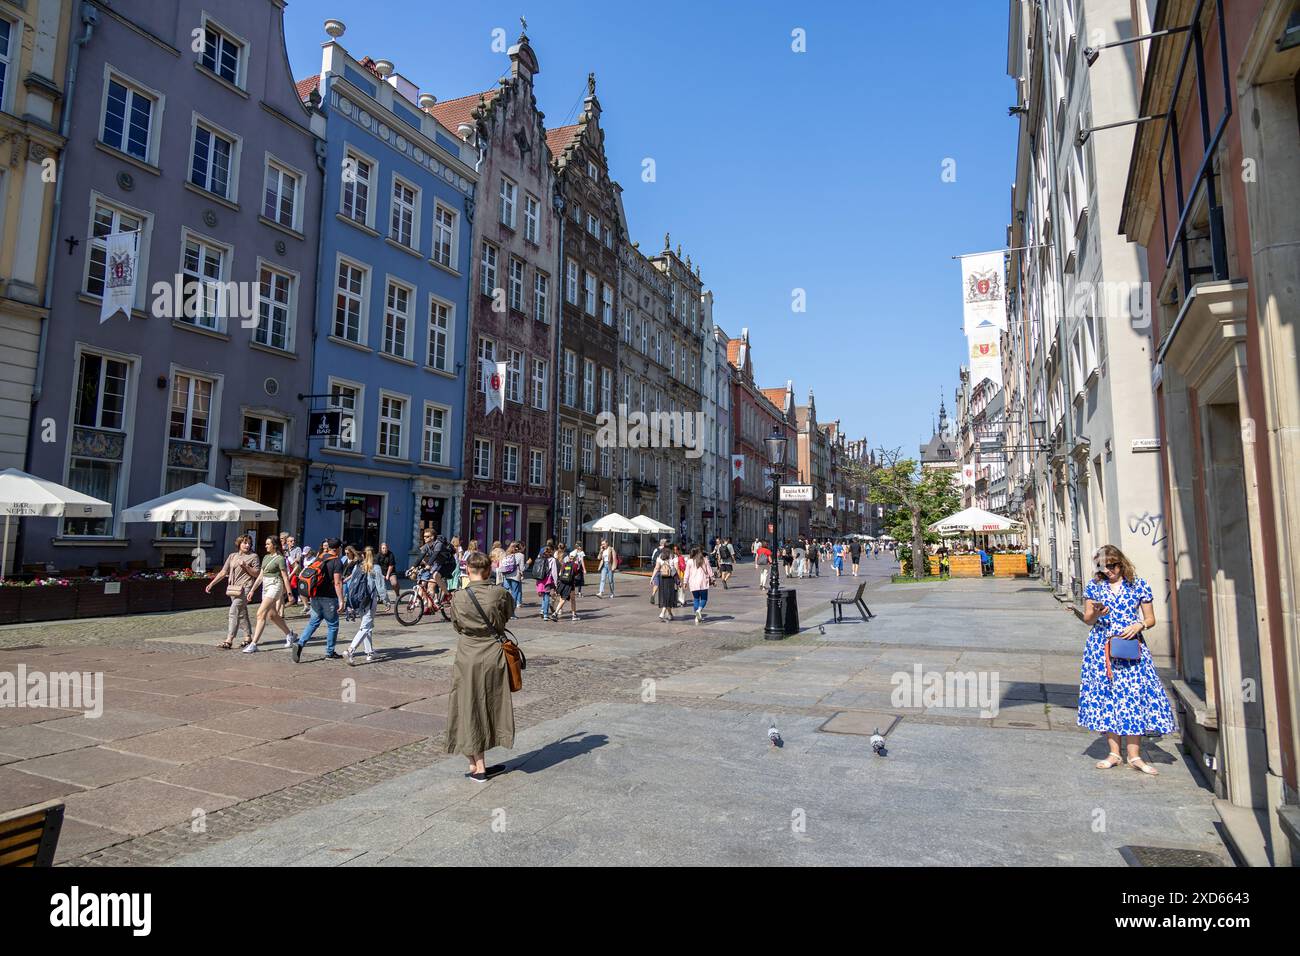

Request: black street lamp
left=764, top=425, right=786, bottom=638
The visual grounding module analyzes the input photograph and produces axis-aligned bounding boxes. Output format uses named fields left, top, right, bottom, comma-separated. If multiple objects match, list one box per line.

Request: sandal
left=239, top=637, right=253, bottom=648
left=1128, top=757, right=1159, bottom=776
left=1095, top=753, right=1123, bottom=769
left=219, top=639, right=233, bottom=649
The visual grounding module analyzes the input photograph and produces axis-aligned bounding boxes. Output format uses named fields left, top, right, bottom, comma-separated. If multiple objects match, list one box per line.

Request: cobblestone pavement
left=0, top=557, right=1227, bottom=865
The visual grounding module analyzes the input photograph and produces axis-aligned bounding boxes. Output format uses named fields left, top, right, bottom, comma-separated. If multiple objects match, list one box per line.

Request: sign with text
left=309, top=410, right=342, bottom=439
left=779, top=484, right=814, bottom=502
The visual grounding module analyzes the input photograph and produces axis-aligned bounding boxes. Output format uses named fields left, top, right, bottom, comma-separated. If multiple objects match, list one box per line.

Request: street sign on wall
left=779, top=484, right=814, bottom=502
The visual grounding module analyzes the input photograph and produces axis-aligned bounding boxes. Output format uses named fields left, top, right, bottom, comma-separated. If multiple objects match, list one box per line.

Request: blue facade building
left=298, top=38, right=477, bottom=562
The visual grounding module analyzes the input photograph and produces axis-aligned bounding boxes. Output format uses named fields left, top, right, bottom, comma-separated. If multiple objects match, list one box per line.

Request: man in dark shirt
left=419, top=530, right=451, bottom=599
left=292, top=538, right=345, bottom=662
left=849, top=539, right=862, bottom=576
left=376, top=543, right=397, bottom=609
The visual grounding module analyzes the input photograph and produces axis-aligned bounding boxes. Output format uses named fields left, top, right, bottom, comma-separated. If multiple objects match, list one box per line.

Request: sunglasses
left=1096, top=561, right=1121, bottom=571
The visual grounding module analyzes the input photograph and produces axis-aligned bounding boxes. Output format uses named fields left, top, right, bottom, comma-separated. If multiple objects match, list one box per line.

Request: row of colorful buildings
left=950, top=0, right=1299, bottom=865
left=0, top=1, right=877, bottom=574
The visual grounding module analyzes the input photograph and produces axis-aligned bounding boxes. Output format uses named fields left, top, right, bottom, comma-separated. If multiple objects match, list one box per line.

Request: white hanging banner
left=968, top=328, right=1003, bottom=388
left=825, top=493, right=834, bottom=509
left=730, top=454, right=745, bottom=481
left=858, top=501, right=866, bottom=515
left=961, top=252, right=1006, bottom=335
left=962, top=463, right=976, bottom=487
left=481, top=359, right=507, bottom=415
left=100, top=231, right=139, bottom=323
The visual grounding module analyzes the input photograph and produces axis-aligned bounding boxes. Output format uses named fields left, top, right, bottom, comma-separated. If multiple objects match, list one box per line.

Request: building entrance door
left=342, top=493, right=382, bottom=551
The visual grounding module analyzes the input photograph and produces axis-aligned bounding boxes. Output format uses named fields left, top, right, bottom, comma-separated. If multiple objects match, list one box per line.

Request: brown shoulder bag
left=464, top=586, right=526, bottom=692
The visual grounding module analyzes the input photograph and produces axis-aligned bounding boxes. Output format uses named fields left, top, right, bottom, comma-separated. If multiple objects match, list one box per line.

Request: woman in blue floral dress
left=1078, top=545, right=1175, bottom=775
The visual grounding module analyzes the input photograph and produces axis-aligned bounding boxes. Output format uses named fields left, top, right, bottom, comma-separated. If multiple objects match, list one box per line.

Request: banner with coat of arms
left=480, top=358, right=507, bottom=415
left=961, top=252, right=1007, bottom=336
left=731, top=454, right=745, bottom=481
left=968, top=328, right=1003, bottom=388
left=100, top=231, right=139, bottom=323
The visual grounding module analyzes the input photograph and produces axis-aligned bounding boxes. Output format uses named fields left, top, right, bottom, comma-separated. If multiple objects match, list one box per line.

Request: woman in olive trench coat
left=446, top=551, right=516, bottom=781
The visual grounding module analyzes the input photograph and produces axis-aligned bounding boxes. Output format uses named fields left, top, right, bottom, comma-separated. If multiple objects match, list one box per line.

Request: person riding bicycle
left=418, top=530, right=453, bottom=605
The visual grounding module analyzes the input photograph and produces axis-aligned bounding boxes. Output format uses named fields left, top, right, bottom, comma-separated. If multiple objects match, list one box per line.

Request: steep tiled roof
left=545, top=124, right=581, bottom=159
left=295, top=75, right=320, bottom=103
left=760, top=388, right=787, bottom=409
left=424, top=89, right=498, bottom=134
left=726, top=339, right=743, bottom=367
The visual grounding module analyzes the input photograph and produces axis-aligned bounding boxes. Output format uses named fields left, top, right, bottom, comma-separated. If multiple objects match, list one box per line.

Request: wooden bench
left=0, top=799, right=64, bottom=867
left=830, top=582, right=873, bottom=622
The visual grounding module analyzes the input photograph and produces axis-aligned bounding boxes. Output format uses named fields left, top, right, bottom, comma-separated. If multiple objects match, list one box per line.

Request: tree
left=842, top=448, right=961, bottom=578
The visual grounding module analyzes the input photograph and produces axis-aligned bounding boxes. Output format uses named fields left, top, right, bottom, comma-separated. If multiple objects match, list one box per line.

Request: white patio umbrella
left=581, top=512, right=640, bottom=534
left=928, top=506, right=1024, bottom=534
left=0, top=469, right=114, bottom=580
left=121, top=483, right=277, bottom=571
left=628, top=514, right=676, bottom=567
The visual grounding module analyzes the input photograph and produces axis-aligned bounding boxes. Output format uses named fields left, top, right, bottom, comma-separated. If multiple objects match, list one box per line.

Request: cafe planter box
left=75, top=580, right=128, bottom=618
left=127, top=579, right=174, bottom=614
left=0, top=587, right=20, bottom=625
left=171, top=579, right=211, bottom=611
left=19, top=587, right=76, bottom=622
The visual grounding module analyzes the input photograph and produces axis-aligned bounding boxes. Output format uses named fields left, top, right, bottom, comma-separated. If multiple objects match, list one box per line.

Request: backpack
left=529, top=554, right=549, bottom=580
left=558, top=559, right=577, bottom=586
left=298, top=552, right=335, bottom=599
left=345, top=564, right=374, bottom=611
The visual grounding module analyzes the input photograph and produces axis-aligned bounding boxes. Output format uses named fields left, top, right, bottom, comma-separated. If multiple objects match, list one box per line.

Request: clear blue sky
left=284, top=0, right=1015, bottom=456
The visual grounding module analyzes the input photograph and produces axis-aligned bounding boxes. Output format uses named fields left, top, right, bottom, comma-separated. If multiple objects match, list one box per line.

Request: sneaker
left=344, top=648, right=354, bottom=666
left=291, top=642, right=301, bottom=663
left=324, top=651, right=343, bottom=660
left=467, top=771, right=490, bottom=783
left=571, top=613, right=578, bottom=622
left=242, top=642, right=259, bottom=653
left=366, top=654, right=375, bottom=664
left=284, top=632, right=295, bottom=648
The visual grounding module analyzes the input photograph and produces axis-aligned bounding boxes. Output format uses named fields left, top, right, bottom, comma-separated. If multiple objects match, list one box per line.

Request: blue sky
left=284, top=0, right=1015, bottom=456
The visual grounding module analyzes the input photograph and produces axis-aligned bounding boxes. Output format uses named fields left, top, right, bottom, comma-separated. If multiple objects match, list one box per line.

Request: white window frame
left=480, top=241, right=499, bottom=297
left=340, top=145, right=376, bottom=229
left=560, top=426, right=575, bottom=472
left=188, top=112, right=242, bottom=202
left=600, top=367, right=612, bottom=414
left=583, top=359, right=595, bottom=414
left=83, top=193, right=151, bottom=308
left=422, top=401, right=450, bottom=466
left=177, top=228, right=232, bottom=332
left=529, top=449, right=545, bottom=487
left=584, top=271, right=596, bottom=315
left=198, top=13, right=248, bottom=89
left=531, top=358, right=548, bottom=411
left=99, top=66, right=164, bottom=166
left=534, top=271, right=549, bottom=324
left=565, top=258, right=579, bottom=305
left=581, top=431, right=594, bottom=473
left=376, top=390, right=408, bottom=460
left=523, top=193, right=540, bottom=243
left=474, top=438, right=493, bottom=480
left=253, top=258, right=298, bottom=353
left=601, top=283, right=613, bottom=325
left=499, top=176, right=517, bottom=229
left=382, top=276, right=415, bottom=359
left=508, top=257, right=525, bottom=312
left=326, top=377, right=363, bottom=453
left=426, top=294, right=455, bottom=372
left=506, top=347, right=524, bottom=404
left=332, top=254, right=370, bottom=345
left=389, top=173, right=420, bottom=250
left=563, top=349, right=577, bottom=407
left=502, top=444, right=520, bottom=485
left=241, top=412, right=287, bottom=454
left=477, top=336, right=495, bottom=394
left=262, top=154, right=303, bottom=231
left=432, top=202, right=457, bottom=268
left=0, top=16, right=12, bottom=114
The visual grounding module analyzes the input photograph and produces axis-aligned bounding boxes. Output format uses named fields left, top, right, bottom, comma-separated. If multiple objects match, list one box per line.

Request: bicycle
left=394, top=568, right=452, bottom=626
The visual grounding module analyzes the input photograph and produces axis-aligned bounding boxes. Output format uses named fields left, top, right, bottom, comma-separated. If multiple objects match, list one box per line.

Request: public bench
left=0, top=800, right=64, bottom=867
left=830, top=582, right=873, bottom=622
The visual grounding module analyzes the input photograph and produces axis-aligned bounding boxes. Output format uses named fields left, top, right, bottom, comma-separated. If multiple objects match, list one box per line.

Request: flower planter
left=127, top=579, right=174, bottom=614
left=75, top=580, right=129, bottom=618
left=0, top=588, right=20, bottom=625
left=170, top=579, right=211, bottom=610
left=19, top=587, right=76, bottom=622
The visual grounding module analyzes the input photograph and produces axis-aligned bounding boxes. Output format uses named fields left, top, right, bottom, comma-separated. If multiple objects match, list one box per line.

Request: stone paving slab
left=15, top=745, right=176, bottom=788
left=0, top=765, right=84, bottom=812
left=42, top=709, right=186, bottom=741
left=63, top=778, right=236, bottom=836
left=106, top=725, right=262, bottom=763
left=0, top=724, right=98, bottom=760
left=232, top=738, right=372, bottom=775
left=151, top=756, right=312, bottom=801
left=195, top=708, right=328, bottom=740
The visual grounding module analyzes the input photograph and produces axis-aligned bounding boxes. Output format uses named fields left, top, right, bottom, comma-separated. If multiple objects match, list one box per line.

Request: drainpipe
left=300, top=80, right=330, bottom=545
left=552, top=184, right=566, bottom=543
left=17, top=2, right=97, bottom=570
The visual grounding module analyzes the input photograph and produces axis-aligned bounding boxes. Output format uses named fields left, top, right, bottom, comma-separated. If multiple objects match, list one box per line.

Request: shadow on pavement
left=508, top=732, right=610, bottom=774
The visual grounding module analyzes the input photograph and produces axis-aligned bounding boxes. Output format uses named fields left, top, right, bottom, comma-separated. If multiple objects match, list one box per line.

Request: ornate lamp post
left=764, top=425, right=787, bottom=638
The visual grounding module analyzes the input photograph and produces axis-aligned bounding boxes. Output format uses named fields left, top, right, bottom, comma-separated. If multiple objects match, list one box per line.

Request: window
left=433, top=204, right=456, bottom=268
left=333, top=259, right=367, bottom=343
left=378, top=393, right=406, bottom=458
left=180, top=235, right=227, bottom=330
left=255, top=265, right=294, bottom=351
left=587, top=212, right=599, bottom=236
left=560, top=426, right=575, bottom=471
left=601, top=283, right=613, bottom=325
left=190, top=119, right=237, bottom=199
left=524, top=194, right=539, bottom=243
left=506, top=348, right=523, bottom=403
left=534, top=272, right=549, bottom=324
left=200, top=21, right=243, bottom=85
left=165, top=374, right=214, bottom=513
left=327, top=381, right=359, bottom=451
left=480, top=241, right=498, bottom=297
left=655, top=331, right=662, bottom=365
left=584, top=272, right=596, bottom=315
left=563, top=349, right=576, bottom=407
left=502, top=444, right=519, bottom=484
left=531, top=359, right=548, bottom=410
left=0, top=19, right=10, bottom=110
left=529, top=449, right=545, bottom=486
left=383, top=280, right=412, bottom=357
left=65, top=351, right=131, bottom=536
left=600, top=367, right=612, bottom=413
left=670, top=340, right=677, bottom=377
left=102, top=74, right=155, bottom=162
left=565, top=259, right=579, bottom=305
left=508, top=257, right=525, bottom=312
left=571, top=202, right=582, bottom=225
left=263, top=160, right=299, bottom=229
left=641, top=320, right=648, bottom=355
left=499, top=177, right=516, bottom=228
left=340, top=151, right=371, bottom=224
left=473, top=438, right=492, bottom=479
left=477, top=337, right=495, bottom=393
left=242, top=415, right=285, bottom=453
left=85, top=200, right=143, bottom=298
left=583, top=358, right=595, bottom=414
left=603, top=225, right=612, bottom=249
left=559, top=491, right=572, bottom=546
left=581, top=431, right=594, bottom=473
left=390, top=177, right=417, bottom=248
left=587, top=160, right=597, bottom=179
left=600, top=443, right=610, bottom=478
left=422, top=403, right=447, bottom=465
left=623, top=307, right=633, bottom=344
left=427, top=298, right=452, bottom=371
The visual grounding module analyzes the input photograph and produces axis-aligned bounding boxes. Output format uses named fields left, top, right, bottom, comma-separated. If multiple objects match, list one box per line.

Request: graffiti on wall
left=1127, top=510, right=1170, bottom=604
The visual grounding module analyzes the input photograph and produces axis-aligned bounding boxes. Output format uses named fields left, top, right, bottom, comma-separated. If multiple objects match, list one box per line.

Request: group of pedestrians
left=648, top=540, right=715, bottom=624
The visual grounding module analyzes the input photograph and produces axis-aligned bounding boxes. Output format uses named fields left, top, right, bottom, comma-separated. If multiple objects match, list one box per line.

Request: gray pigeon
left=870, top=729, right=887, bottom=756
left=768, top=722, right=783, bottom=748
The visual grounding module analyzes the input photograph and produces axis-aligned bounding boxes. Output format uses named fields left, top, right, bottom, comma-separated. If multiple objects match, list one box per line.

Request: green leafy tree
left=842, top=448, right=961, bottom=578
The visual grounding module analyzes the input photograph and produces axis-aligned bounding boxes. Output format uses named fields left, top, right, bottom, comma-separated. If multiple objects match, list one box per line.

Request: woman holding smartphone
left=1078, top=545, right=1175, bottom=774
